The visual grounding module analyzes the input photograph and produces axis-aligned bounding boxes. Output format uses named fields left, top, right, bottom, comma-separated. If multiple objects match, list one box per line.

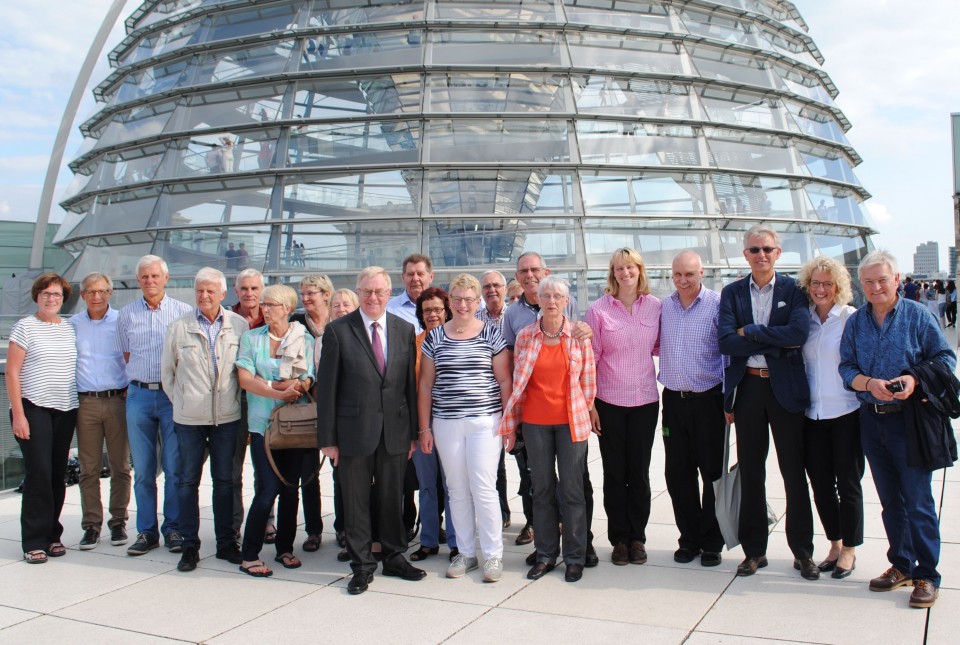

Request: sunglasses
left=746, top=246, right=778, bottom=255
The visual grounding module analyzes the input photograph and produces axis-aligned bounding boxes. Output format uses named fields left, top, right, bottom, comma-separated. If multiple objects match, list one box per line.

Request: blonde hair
left=356, top=266, right=392, bottom=291
left=605, top=247, right=650, bottom=297
left=261, top=284, right=298, bottom=311
left=331, top=288, right=359, bottom=308
left=798, top=256, right=853, bottom=305
left=448, top=273, right=481, bottom=298
left=300, top=273, right=333, bottom=294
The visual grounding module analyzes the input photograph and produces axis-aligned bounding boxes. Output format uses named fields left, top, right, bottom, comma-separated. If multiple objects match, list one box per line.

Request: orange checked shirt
left=499, top=319, right=596, bottom=442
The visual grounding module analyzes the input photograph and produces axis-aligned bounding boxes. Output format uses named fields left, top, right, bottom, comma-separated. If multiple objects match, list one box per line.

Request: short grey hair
left=81, top=272, right=113, bottom=292
left=538, top=275, right=570, bottom=300
left=136, top=254, right=169, bottom=276
left=858, top=249, right=899, bottom=278
left=356, top=266, right=392, bottom=291
left=517, top=250, right=548, bottom=271
left=195, top=267, right=227, bottom=292
left=234, top=268, right=264, bottom=290
left=743, top=225, right=781, bottom=249
left=300, top=273, right=334, bottom=294
left=480, top=270, right=506, bottom=285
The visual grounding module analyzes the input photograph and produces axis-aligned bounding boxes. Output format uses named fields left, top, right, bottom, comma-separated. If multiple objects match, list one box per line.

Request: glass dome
left=57, top=0, right=873, bottom=307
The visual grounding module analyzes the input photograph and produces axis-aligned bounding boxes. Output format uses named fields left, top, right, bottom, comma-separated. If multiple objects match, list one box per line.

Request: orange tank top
left=522, top=342, right=570, bottom=425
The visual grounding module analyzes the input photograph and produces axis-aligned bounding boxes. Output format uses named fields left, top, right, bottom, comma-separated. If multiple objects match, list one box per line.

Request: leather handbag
left=264, top=393, right=318, bottom=486
left=713, top=423, right=741, bottom=550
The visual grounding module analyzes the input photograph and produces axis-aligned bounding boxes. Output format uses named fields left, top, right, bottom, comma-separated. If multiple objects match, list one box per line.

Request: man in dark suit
left=718, top=225, right=817, bottom=580
left=318, top=266, right=425, bottom=595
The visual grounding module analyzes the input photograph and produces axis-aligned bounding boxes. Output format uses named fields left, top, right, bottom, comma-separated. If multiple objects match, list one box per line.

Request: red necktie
left=371, top=321, right=385, bottom=374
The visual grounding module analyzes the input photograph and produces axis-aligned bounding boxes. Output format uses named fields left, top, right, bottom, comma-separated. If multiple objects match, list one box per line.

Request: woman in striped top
left=418, top=274, right=512, bottom=582
left=5, top=273, right=79, bottom=564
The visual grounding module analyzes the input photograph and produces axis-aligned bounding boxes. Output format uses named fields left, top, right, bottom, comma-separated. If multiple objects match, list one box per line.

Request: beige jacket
left=161, top=308, right=249, bottom=426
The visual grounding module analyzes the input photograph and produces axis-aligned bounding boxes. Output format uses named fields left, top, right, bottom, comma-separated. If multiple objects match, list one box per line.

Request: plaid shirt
left=499, top=319, right=596, bottom=442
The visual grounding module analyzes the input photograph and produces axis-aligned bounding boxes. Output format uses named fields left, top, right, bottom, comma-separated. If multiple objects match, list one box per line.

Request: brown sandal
left=274, top=553, right=302, bottom=569
left=302, top=535, right=321, bottom=552
left=46, top=542, right=66, bottom=557
left=24, top=550, right=48, bottom=564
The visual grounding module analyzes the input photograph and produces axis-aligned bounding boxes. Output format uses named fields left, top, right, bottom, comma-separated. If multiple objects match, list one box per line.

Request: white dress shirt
left=803, top=303, right=859, bottom=420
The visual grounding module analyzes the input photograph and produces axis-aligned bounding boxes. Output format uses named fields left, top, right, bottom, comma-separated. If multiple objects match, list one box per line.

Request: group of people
left=6, top=227, right=954, bottom=609
left=902, top=277, right=957, bottom=328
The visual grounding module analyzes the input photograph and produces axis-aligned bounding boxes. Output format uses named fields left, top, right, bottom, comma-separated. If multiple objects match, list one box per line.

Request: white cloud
left=0, top=201, right=12, bottom=216
left=866, top=202, right=894, bottom=224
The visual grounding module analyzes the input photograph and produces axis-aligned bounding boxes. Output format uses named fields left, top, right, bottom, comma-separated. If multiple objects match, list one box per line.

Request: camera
left=885, top=381, right=905, bottom=393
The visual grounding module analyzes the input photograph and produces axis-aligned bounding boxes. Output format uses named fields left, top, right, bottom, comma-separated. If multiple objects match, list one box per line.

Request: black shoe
left=347, top=571, right=374, bottom=595
left=79, top=528, right=100, bottom=550
left=409, top=546, right=439, bottom=561
left=700, top=551, right=722, bottom=567
left=165, top=531, right=183, bottom=553
left=177, top=547, right=200, bottom=572
left=736, top=555, right=768, bottom=577
left=794, top=558, right=821, bottom=580
left=526, top=562, right=556, bottom=580
left=628, top=540, right=647, bottom=565
left=525, top=550, right=538, bottom=566
left=216, top=543, right=243, bottom=564
left=674, top=547, right=701, bottom=564
left=565, top=563, right=584, bottom=582
left=336, top=531, right=346, bottom=548
left=382, top=559, right=427, bottom=581
left=438, top=527, right=447, bottom=544
left=515, top=522, right=534, bottom=545
left=832, top=556, right=856, bottom=579
left=448, top=547, right=460, bottom=562
left=109, top=525, right=128, bottom=546
left=817, top=557, right=839, bottom=573
left=337, top=548, right=351, bottom=562
left=585, top=542, right=599, bottom=568
left=127, top=532, right=159, bottom=556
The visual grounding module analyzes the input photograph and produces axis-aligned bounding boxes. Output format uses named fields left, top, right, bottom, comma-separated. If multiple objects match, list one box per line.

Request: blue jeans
left=126, top=385, right=179, bottom=539
left=860, top=407, right=941, bottom=586
left=412, top=444, right=457, bottom=549
left=175, top=420, right=238, bottom=550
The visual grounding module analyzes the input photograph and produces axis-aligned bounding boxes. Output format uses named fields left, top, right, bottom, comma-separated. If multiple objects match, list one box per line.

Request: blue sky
left=1, top=0, right=958, bottom=271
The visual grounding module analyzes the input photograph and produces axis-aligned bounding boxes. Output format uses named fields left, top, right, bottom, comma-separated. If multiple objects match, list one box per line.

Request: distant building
left=914, top=241, right=940, bottom=275
left=950, top=246, right=957, bottom=278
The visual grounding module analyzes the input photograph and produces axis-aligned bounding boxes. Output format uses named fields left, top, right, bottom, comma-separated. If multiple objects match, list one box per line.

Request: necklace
left=539, top=315, right=565, bottom=339
left=268, top=327, right=290, bottom=342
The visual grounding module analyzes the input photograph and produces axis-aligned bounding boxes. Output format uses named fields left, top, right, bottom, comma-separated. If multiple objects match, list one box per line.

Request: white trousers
left=433, top=414, right=504, bottom=560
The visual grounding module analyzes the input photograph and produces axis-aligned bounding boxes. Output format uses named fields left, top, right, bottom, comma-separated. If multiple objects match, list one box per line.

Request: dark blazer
left=904, top=360, right=960, bottom=471
left=316, top=310, right=418, bottom=457
left=718, top=272, right=810, bottom=414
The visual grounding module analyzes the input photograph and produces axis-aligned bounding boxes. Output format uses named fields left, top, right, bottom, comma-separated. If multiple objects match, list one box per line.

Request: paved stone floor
left=3, top=351, right=959, bottom=644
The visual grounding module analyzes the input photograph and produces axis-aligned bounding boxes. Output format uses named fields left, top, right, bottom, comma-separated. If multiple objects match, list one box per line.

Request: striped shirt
left=196, top=308, right=225, bottom=377
left=658, top=287, right=726, bottom=392
left=476, top=304, right=507, bottom=330
left=117, top=294, right=192, bottom=383
left=70, top=307, right=128, bottom=393
left=9, top=316, right=79, bottom=411
left=421, top=325, right=507, bottom=419
left=585, top=294, right=661, bottom=407
left=747, top=275, right=775, bottom=369
left=499, top=319, right=596, bottom=442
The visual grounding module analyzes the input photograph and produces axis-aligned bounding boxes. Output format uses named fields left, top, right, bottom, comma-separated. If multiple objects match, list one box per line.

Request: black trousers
left=662, top=388, right=726, bottom=553
left=15, top=400, right=77, bottom=553
left=300, top=450, right=323, bottom=536
left=339, top=435, right=408, bottom=575
left=804, top=411, right=865, bottom=547
left=734, top=374, right=813, bottom=559
left=596, top=398, right=658, bottom=545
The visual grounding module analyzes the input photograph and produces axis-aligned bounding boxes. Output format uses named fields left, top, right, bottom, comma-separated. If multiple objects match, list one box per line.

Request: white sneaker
left=447, top=553, right=479, bottom=578
left=483, top=557, right=503, bottom=582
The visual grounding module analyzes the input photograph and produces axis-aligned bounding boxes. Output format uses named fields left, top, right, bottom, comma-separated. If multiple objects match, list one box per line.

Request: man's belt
left=130, top=380, right=163, bottom=391
left=79, top=388, right=126, bottom=398
left=667, top=384, right=723, bottom=399
left=866, top=403, right=903, bottom=415
left=745, top=367, right=770, bottom=378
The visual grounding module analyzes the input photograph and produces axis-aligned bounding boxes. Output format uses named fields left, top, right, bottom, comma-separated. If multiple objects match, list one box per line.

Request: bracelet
left=418, top=428, right=432, bottom=435
left=864, top=377, right=873, bottom=391
left=266, top=380, right=273, bottom=390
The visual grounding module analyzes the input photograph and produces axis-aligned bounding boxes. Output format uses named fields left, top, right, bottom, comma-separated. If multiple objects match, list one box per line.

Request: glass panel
left=164, top=83, right=286, bottom=134
left=432, top=30, right=563, bottom=67
left=572, top=77, right=692, bottom=118
left=687, top=44, right=776, bottom=89
left=677, top=8, right=761, bottom=48
left=426, top=119, right=570, bottom=163
left=562, top=0, right=671, bottom=30
left=132, top=0, right=207, bottom=31
left=703, top=127, right=801, bottom=174
left=577, top=122, right=700, bottom=166
left=580, top=171, right=707, bottom=215
left=294, top=75, right=422, bottom=119
left=119, top=16, right=207, bottom=67
left=283, top=170, right=422, bottom=219
left=427, top=217, right=579, bottom=269
left=425, top=169, right=578, bottom=215
left=206, top=2, right=301, bottom=43
left=698, top=85, right=783, bottom=130
left=773, top=62, right=834, bottom=106
left=568, top=33, right=684, bottom=75
left=813, top=231, right=870, bottom=270
left=435, top=0, right=556, bottom=21
left=796, top=143, right=860, bottom=185
left=783, top=100, right=849, bottom=146
left=93, top=101, right=178, bottom=149
left=68, top=239, right=156, bottom=289
left=68, top=191, right=161, bottom=239
left=153, top=224, right=274, bottom=276
left=805, top=182, right=870, bottom=226
left=282, top=219, right=421, bottom=272
left=583, top=217, right=715, bottom=268
left=299, top=31, right=423, bottom=71
left=307, top=0, right=426, bottom=26
left=191, top=40, right=299, bottom=85
left=108, top=58, right=194, bottom=105
left=286, top=121, right=421, bottom=168
left=710, top=173, right=809, bottom=219
left=427, top=73, right=569, bottom=113
left=162, top=184, right=275, bottom=227
left=753, top=25, right=818, bottom=67
left=82, top=144, right=168, bottom=192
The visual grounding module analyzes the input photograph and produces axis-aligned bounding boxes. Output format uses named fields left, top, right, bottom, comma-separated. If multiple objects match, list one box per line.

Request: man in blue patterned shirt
left=839, top=250, right=955, bottom=608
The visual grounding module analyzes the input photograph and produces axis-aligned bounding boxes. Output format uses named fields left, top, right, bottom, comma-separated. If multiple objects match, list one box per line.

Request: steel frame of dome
left=56, top=0, right=874, bottom=308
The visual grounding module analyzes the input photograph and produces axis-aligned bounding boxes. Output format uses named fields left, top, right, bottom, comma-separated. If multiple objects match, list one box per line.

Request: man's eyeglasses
left=746, top=246, right=778, bottom=255
left=83, top=289, right=111, bottom=297
left=359, top=288, right=391, bottom=299
left=482, top=283, right=504, bottom=290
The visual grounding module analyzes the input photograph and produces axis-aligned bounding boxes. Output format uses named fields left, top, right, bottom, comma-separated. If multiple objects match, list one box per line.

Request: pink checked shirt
left=584, top=294, right=661, bottom=407
left=499, top=319, right=597, bottom=442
